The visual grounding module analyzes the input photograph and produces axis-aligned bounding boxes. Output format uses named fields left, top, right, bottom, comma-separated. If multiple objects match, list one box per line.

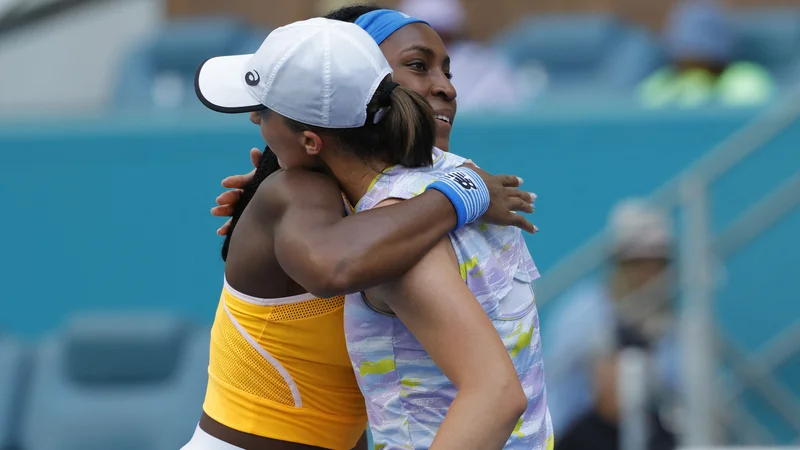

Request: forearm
left=430, top=389, right=523, bottom=450
left=308, top=190, right=456, bottom=296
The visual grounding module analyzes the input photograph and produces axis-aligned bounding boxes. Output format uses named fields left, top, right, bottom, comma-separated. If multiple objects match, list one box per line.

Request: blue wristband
left=426, top=168, right=490, bottom=230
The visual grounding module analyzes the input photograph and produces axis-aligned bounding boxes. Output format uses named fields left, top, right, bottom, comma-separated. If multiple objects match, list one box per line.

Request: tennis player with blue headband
left=211, top=6, right=479, bottom=233
left=185, top=7, right=543, bottom=450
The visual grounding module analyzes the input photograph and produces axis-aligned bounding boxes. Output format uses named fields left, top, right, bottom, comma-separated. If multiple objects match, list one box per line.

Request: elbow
left=461, top=370, right=527, bottom=424
left=303, top=248, right=358, bottom=298
left=503, top=378, right=529, bottom=420
left=485, top=374, right=528, bottom=423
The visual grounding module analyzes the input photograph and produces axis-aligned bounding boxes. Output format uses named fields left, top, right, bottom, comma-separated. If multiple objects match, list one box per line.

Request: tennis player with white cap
left=185, top=17, right=537, bottom=450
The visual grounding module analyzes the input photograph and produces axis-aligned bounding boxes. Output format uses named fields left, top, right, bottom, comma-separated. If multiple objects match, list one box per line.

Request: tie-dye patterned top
left=344, top=148, right=553, bottom=450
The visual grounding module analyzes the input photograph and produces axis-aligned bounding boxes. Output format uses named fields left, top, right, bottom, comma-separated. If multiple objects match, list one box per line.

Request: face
left=250, top=110, right=323, bottom=170
left=379, top=23, right=457, bottom=151
left=613, top=257, right=674, bottom=341
left=615, top=257, right=670, bottom=293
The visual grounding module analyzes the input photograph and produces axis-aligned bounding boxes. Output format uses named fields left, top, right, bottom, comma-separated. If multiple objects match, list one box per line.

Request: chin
left=435, top=132, right=451, bottom=152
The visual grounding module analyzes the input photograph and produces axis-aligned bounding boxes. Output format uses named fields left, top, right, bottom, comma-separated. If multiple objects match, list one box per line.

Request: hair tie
left=372, top=82, right=400, bottom=124
left=378, top=82, right=399, bottom=107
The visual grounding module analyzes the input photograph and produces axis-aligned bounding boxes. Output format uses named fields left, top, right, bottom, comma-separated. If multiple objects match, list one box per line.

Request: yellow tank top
left=203, top=279, right=367, bottom=449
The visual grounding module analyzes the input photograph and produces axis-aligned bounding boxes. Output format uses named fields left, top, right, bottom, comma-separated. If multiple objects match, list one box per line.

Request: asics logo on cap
left=245, top=70, right=260, bottom=86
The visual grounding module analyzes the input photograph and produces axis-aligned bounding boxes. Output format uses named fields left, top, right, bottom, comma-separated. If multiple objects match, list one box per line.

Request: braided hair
left=325, top=4, right=382, bottom=22
left=221, top=147, right=279, bottom=261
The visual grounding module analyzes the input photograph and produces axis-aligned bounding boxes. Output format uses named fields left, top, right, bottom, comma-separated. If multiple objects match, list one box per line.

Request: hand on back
left=460, top=161, right=538, bottom=234
left=211, top=148, right=262, bottom=236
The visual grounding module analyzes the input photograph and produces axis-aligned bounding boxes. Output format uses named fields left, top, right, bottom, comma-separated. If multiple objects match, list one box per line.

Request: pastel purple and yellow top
left=344, top=148, right=554, bottom=450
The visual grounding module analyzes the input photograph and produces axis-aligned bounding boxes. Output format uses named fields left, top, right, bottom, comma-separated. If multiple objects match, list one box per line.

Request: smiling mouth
left=434, top=114, right=451, bottom=125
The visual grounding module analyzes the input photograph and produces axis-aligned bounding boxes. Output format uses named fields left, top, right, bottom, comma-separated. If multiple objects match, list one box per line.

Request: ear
left=301, top=131, right=323, bottom=156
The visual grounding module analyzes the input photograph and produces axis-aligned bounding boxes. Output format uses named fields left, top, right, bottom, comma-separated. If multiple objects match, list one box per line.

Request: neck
left=322, top=152, right=384, bottom=207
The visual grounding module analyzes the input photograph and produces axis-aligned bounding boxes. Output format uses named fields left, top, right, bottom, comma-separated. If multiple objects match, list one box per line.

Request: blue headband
left=355, top=9, right=429, bottom=45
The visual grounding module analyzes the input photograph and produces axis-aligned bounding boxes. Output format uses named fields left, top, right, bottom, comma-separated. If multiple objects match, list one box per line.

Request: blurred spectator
left=399, top=0, right=542, bottom=111
left=637, top=0, right=775, bottom=109
left=544, top=199, right=680, bottom=450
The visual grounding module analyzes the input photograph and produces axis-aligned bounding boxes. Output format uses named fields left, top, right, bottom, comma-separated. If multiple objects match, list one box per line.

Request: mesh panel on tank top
left=208, top=303, right=295, bottom=405
left=271, top=296, right=345, bottom=322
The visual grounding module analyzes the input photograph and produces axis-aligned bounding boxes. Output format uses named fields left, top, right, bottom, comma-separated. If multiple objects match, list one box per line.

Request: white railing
left=538, top=83, right=800, bottom=450
left=535, top=84, right=800, bottom=307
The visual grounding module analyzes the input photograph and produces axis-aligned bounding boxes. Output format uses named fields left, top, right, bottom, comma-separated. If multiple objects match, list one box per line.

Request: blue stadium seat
left=20, top=313, right=210, bottom=450
left=728, top=8, right=800, bottom=85
left=0, top=337, right=27, bottom=450
left=494, top=13, right=666, bottom=96
left=112, top=17, right=268, bottom=110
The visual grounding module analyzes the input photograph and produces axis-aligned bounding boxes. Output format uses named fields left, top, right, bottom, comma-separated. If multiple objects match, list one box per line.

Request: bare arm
left=270, top=169, right=458, bottom=297
left=366, top=235, right=528, bottom=450
left=215, top=148, right=537, bottom=236
left=270, top=169, right=534, bottom=298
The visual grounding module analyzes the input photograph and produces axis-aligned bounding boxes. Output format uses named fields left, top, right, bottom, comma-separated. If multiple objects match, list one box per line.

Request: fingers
left=508, top=212, right=537, bottom=234
left=497, top=175, right=523, bottom=188
left=215, top=150, right=256, bottom=236
left=221, top=174, right=247, bottom=189
left=217, top=219, right=233, bottom=236
left=211, top=189, right=242, bottom=217
left=216, top=189, right=242, bottom=206
left=211, top=205, right=235, bottom=217
left=508, top=197, right=535, bottom=214
left=221, top=168, right=256, bottom=189
left=505, top=187, right=536, bottom=204
left=250, top=147, right=262, bottom=169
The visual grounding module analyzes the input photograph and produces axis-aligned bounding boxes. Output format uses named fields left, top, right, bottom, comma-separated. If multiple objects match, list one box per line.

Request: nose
left=249, top=111, right=261, bottom=125
left=431, top=72, right=457, bottom=102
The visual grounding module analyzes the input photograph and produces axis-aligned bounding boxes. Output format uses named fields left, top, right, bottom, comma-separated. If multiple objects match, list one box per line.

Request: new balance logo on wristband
left=425, top=168, right=490, bottom=230
left=446, top=172, right=477, bottom=190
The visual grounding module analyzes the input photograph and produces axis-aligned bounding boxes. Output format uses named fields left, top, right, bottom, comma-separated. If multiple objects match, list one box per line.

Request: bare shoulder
left=255, top=168, right=344, bottom=213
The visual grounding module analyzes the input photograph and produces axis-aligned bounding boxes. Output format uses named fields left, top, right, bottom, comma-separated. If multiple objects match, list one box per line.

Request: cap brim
left=195, top=55, right=265, bottom=114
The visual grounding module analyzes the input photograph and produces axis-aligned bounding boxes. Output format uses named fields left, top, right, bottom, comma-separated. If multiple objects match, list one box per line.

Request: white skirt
left=181, top=425, right=245, bottom=450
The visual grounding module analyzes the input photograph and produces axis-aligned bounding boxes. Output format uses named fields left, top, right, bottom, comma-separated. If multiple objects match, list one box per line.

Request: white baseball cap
left=195, top=17, right=393, bottom=128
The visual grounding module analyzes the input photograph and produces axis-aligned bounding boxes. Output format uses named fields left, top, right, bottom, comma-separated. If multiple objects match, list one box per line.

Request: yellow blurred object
left=718, top=62, right=775, bottom=107
left=637, top=62, right=775, bottom=109
left=637, top=68, right=717, bottom=109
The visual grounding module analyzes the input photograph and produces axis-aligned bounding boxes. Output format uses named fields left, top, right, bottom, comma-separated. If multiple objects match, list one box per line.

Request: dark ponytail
left=372, top=82, right=437, bottom=168
left=323, top=4, right=437, bottom=166
left=221, top=147, right=280, bottom=261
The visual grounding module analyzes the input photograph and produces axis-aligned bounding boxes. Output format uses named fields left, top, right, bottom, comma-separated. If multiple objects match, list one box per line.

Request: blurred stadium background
left=0, top=0, right=799, bottom=449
